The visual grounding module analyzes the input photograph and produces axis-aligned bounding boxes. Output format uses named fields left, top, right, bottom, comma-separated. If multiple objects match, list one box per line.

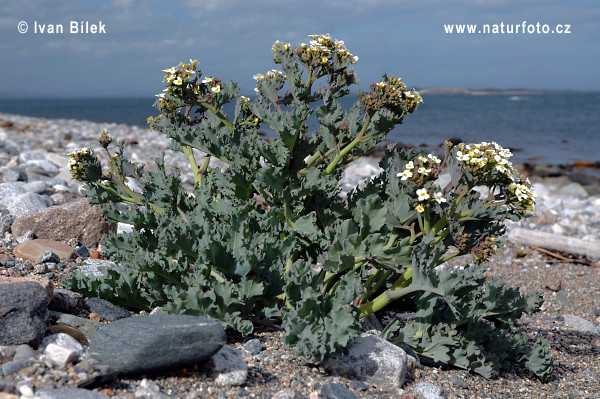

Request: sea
left=1, top=93, right=598, bottom=167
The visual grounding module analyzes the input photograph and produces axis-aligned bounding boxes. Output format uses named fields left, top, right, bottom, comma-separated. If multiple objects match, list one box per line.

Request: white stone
left=45, top=343, right=79, bottom=367
left=42, top=333, right=84, bottom=355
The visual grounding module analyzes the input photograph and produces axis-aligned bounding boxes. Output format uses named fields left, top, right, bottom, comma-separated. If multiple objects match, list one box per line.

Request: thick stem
left=323, top=114, right=371, bottom=175
left=200, top=101, right=234, bottom=133
left=358, top=267, right=413, bottom=318
left=183, top=146, right=201, bottom=186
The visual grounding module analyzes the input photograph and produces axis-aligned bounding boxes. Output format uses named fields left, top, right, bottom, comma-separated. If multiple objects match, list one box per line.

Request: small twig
left=534, top=247, right=598, bottom=268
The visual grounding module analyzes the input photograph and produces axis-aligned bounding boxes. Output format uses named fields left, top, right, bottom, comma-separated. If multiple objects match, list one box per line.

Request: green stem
left=182, top=146, right=201, bottom=186
left=198, top=156, right=211, bottom=187
left=358, top=267, right=413, bottom=318
left=200, top=101, right=233, bottom=133
left=382, top=233, right=399, bottom=251
left=361, top=269, right=392, bottom=304
left=423, top=208, right=431, bottom=234
left=323, top=114, right=371, bottom=175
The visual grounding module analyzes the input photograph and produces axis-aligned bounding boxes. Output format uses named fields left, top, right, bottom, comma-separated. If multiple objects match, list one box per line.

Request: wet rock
left=12, top=239, right=74, bottom=262
left=0, top=282, right=47, bottom=346
left=323, top=333, right=408, bottom=391
left=11, top=199, right=116, bottom=250
left=89, top=314, right=225, bottom=375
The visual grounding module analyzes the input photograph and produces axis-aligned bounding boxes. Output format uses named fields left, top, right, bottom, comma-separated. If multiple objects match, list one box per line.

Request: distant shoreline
left=416, top=88, right=589, bottom=95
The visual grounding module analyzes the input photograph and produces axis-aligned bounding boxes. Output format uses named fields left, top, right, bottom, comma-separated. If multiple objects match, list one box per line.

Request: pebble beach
left=1, top=112, right=599, bottom=399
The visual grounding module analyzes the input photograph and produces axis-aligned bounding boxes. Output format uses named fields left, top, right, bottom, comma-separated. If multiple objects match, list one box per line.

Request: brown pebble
left=89, top=313, right=101, bottom=322
left=90, top=251, right=103, bottom=259
left=99, top=388, right=114, bottom=396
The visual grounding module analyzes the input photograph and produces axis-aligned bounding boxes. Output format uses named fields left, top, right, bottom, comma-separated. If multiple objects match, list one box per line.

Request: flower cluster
left=454, top=142, right=514, bottom=183
left=97, top=129, right=112, bottom=149
left=291, top=34, right=359, bottom=68
left=253, top=69, right=286, bottom=94
left=361, top=75, right=422, bottom=116
left=68, top=148, right=103, bottom=183
left=508, top=180, right=535, bottom=215
left=397, top=153, right=441, bottom=186
left=236, top=96, right=261, bottom=128
left=155, top=60, right=223, bottom=107
left=471, top=236, right=498, bottom=264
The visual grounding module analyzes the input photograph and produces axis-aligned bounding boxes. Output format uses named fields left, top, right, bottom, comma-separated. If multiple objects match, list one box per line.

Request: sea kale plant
left=65, top=34, right=553, bottom=378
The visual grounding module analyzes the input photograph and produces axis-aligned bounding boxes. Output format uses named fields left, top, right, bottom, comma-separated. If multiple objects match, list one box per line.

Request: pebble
left=320, top=382, right=357, bottom=399
left=413, top=382, right=447, bottom=399
left=44, top=343, right=79, bottom=368
left=210, top=346, right=248, bottom=386
left=241, top=339, right=262, bottom=356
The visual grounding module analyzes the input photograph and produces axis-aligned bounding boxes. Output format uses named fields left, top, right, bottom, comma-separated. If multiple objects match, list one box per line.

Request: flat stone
left=89, top=314, right=226, bottom=375
left=34, top=388, right=110, bottom=399
left=12, top=239, right=74, bottom=262
left=414, top=382, right=447, bottom=399
left=211, top=346, right=248, bottom=386
left=19, top=150, right=47, bottom=163
left=50, top=312, right=103, bottom=341
left=0, top=359, right=35, bottom=376
left=23, top=159, right=59, bottom=177
left=11, top=199, right=116, bottom=250
left=0, top=276, right=53, bottom=304
left=22, top=180, right=47, bottom=194
left=323, top=333, right=408, bottom=391
left=561, top=314, right=600, bottom=334
left=321, top=383, right=357, bottom=399
left=0, top=282, right=47, bottom=346
left=6, top=192, right=50, bottom=218
left=83, top=297, right=130, bottom=322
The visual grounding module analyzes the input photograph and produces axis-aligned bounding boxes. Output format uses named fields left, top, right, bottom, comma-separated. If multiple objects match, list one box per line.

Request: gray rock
left=561, top=314, right=599, bottom=334
left=0, top=281, right=47, bottom=346
left=241, top=339, right=262, bottom=355
left=7, top=192, right=50, bottom=217
left=23, top=159, right=60, bottom=177
left=42, top=333, right=84, bottom=354
left=450, top=375, right=469, bottom=388
left=38, top=251, right=61, bottom=264
left=414, top=382, right=447, bottom=399
left=79, top=259, right=114, bottom=277
left=49, top=288, right=82, bottom=314
left=0, top=358, right=35, bottom=376
left=12, top=344, right=36, bottom=361
left=74, top=245, right=90, bottom=258
left=50, top=311, right=103, bottom=341
left=323, top=333, right=408, bottom=391
left=321, top=382, right=357, bottom=399
left=23, top=180, right=47, bottom=194
left=210, top=346, right=248, bottom=386
left=34, top=388, right=110, bottom=399
left=89, top=314, right=226, bottom=375
left=83, top=297, right=130, bottom=322
left=1, top=167, right=26, bottom=183
left=558, top=182, right=588, bottom=199
left=349, top=380, right=368, bottom=391
left=0, top=183, right=26, bottom=208
left=19, top=150, right=47, bottom=163
left=0, top=212, right=14, bottom=234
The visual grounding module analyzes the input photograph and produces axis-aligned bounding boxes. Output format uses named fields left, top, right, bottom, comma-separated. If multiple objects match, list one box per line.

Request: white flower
left=434, top=192, right=446, bottom=204
left=417, top=167, right=431, bottom=175
left=155, top=93, right=165, bottom=98
left=253, top=73, right=264, bottom=81
left=241, top=96, right=249, bottom=102
left=254, top=87, right=260, bottom=94
left=428, top=154, right=441, bottom=164
left=397, top=169, right=413, bottom=180
left=496, top=164, right=507, bottom=174
left=211, top=85, right=221, bottom=93
left=376, top=82, right=386, bottom=87
left=173, top=77, right=182, bottom=86
left=416, top=188, right=430, bottom=201
left=418, top=155, right=427, bottom=163
left=405, top=161, right=414, bottom=170
left=202, top=77, right=213, bottom=84
left=162, top=67, right=176, bottom=74
left=352, top=55, right=359, bottom=63
left=415, top=205, right=425, bottom=213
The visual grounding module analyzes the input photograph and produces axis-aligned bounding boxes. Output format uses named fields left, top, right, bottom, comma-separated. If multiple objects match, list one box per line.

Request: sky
left=0, top=0, right=598, bottom=98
